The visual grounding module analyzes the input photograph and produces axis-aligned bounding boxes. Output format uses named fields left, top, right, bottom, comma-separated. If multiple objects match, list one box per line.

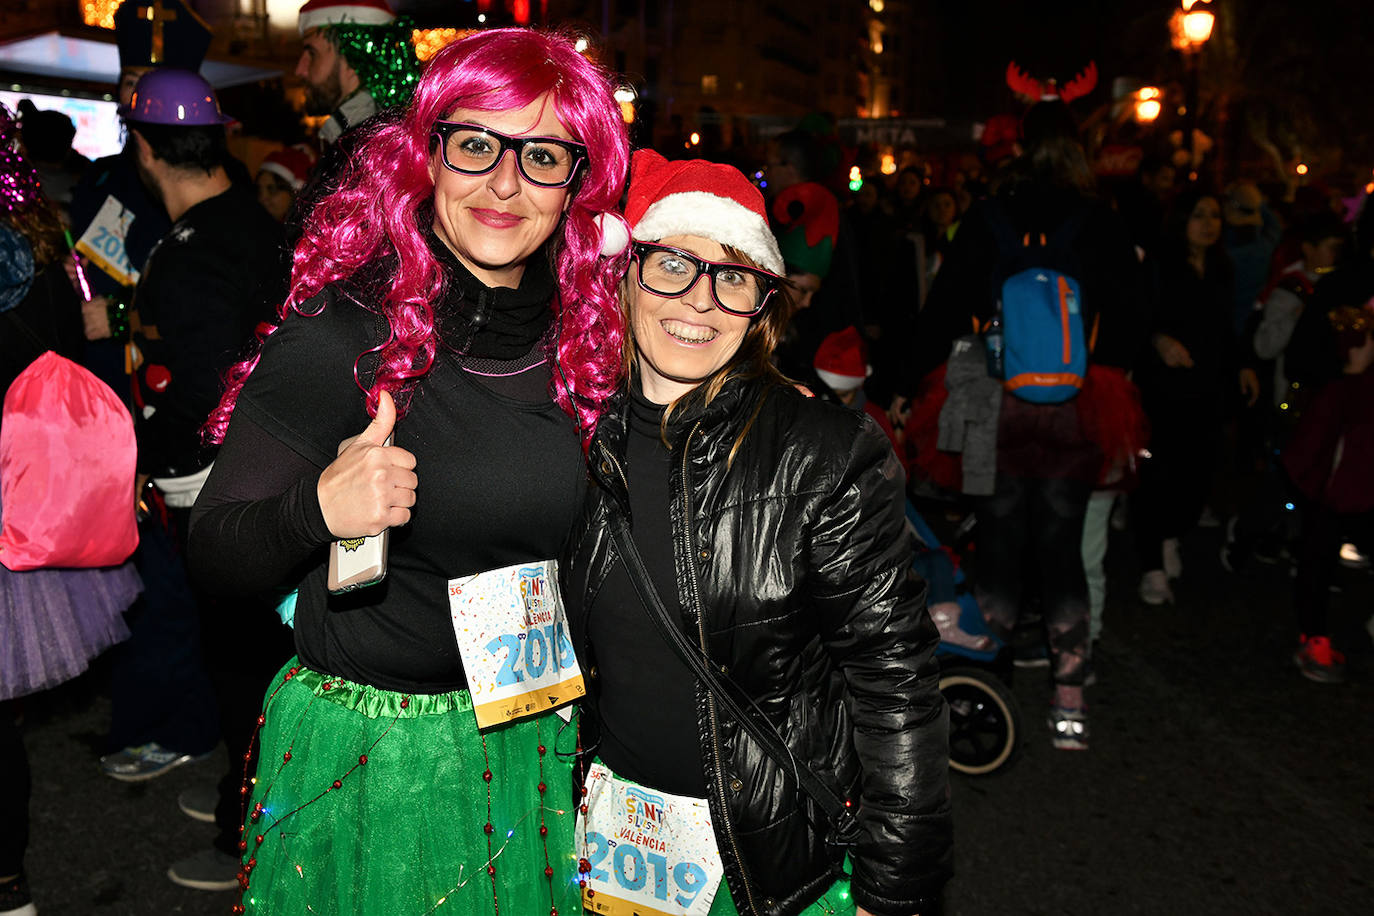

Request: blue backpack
left=982, top=201, right=1094, bottom=404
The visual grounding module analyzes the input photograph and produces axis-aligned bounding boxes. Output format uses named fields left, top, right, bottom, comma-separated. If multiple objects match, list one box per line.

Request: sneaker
left=1138, top=569, right=1174, bottom=606
left=167, top=848, right=241, bottom=892
left=928, top=602, right=996, bottom=653
left=100, top=743, right=210, bottom=782
left=1162, top=538, right=1183, bottom=580
left=1339, top=542, right=1370, bottom=570
left=1048, top=706, right=1089, bottom=750
left=1293, top=635, right=1346, bottom=684
left=1013, top=647, right=1050, bottom=668
left=0, top=873, right=37, bottom=916
left=1010, top=624, right=1050, bottom=667
left=178, top=786, right=218, bottom=824
left=1251, top=534, right=1288, bottom=566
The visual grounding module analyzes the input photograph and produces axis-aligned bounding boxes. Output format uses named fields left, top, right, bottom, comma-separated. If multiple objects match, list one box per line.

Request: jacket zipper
left=680, top=421, right=762, bottom=916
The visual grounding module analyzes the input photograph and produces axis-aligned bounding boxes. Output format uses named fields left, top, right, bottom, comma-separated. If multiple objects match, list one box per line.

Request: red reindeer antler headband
left=1006, top=60, right=1098, bottom=103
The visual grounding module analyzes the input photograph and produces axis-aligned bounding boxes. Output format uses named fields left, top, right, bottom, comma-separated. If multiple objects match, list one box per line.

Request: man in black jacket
left=80, top=68, right=293, bottom=892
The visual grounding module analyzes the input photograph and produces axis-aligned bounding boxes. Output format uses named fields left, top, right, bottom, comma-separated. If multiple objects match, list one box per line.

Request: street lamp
left=1135, top=86, right=1162, bottom=123
left=1181, top=1, right=1215, bottom=45
left=1170, top=0, right=1214, bottom=176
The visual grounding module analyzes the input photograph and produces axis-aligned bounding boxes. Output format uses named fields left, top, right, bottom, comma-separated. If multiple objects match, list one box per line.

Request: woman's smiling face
left=628, top=234, right=753, bottom=405
left=428, top=93, right=573, bottom=289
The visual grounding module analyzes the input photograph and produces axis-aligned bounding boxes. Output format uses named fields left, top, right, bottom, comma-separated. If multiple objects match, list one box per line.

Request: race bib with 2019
left=578, top=761, right=724, bottom=916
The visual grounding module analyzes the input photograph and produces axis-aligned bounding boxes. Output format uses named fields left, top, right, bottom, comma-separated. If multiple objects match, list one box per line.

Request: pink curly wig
left=206, top=28, right=630, bottom=446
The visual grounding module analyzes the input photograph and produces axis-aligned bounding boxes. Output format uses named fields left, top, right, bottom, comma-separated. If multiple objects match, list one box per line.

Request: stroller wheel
left=940, top=667, right=1021, bottom=775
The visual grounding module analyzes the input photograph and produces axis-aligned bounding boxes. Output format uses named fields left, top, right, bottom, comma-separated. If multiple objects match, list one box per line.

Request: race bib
left=75, top=195, right=141, bottom=286
left=578, top=762, right=723, bottom=916
left=447, top=560, right=584, bottom=729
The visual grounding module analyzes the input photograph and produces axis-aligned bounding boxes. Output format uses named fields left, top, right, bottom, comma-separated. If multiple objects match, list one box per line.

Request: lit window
left=701, top=74, right=719, bottom=96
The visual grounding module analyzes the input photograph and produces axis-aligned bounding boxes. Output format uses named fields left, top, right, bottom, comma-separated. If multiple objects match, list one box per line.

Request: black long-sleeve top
left=131, top=184, right=286, bottom=477
left=1135, top=245, right=1239, bottom=411
left=187, top=242, right=586, bottom=693
left=584, top=386, right=705, bottom=796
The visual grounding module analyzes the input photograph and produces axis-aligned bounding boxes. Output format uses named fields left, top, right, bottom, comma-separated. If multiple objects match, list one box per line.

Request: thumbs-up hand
left=317, top=390, right=418, bottom=538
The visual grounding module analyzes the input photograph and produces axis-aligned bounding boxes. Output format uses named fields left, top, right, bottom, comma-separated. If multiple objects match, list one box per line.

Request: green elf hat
left=297, top=0, right=420, bottom=110
left=772, top=181, right=839, bottom=278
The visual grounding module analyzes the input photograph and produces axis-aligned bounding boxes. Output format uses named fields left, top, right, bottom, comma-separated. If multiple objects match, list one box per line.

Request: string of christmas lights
left=233, top=664, right=575, bottom=914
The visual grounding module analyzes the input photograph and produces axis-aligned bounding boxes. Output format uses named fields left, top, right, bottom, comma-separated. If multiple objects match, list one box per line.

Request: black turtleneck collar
left=628, top=378, right=669, bottom=438
left=426, top=229, right=556, bottom=360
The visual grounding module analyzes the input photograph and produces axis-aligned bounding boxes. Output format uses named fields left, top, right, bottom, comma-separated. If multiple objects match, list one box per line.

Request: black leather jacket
left=563, top=375, right=952, bottom=916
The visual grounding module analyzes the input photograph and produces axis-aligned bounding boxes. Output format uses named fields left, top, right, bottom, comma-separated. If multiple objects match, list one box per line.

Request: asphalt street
left=12, top=524, right=1373, bottom=915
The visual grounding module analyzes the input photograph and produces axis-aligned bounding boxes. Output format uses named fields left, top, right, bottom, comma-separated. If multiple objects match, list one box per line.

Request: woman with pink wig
left=187, top=29, right=630, bottom=915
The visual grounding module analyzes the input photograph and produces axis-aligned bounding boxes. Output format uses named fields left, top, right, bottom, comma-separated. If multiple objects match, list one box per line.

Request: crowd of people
left=1, top=1, right=1371, bottom=915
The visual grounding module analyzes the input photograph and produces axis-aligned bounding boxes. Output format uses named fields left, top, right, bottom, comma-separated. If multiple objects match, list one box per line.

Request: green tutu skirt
left=238, top=660, right=581, bottom=916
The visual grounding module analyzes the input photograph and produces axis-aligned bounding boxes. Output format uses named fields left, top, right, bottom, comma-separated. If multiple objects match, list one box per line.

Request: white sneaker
left=1138, top=569, right=1174, bottom=605
left=1163, top=538, right=1183, bottom=580
left=1339, top=542, right=1370, bottom=570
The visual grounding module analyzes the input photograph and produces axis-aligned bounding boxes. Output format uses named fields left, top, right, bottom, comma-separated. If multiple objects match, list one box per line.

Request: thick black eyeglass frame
left=630, top=242, right=782, bottom=318
left=430, top=120, right=588, bottom=188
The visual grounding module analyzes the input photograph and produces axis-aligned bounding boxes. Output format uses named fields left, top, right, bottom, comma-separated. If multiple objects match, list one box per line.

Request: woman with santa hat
left=188, top=28, right=630, bottom=915
left=562, top=150, right=951, bottom=916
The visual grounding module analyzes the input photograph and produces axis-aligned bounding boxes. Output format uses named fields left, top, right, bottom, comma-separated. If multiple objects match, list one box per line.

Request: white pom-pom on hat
left=594, top=211, right=631, bottom=258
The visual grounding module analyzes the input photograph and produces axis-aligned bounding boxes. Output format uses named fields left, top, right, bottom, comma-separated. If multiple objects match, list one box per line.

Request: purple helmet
left=120, top=68, right=232, bottom=126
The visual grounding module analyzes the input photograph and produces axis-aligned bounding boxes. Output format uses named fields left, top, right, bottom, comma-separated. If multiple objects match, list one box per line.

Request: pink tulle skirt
left=0, top=562, right=141, bottom=700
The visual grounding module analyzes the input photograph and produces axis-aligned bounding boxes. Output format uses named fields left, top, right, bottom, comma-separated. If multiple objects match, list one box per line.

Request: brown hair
left=3, top=195, right=66, bottom=267
left=621, top=243, right=795, bottom=462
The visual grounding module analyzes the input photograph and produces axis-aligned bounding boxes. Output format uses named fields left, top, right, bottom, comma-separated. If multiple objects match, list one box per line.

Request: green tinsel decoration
left=326, top=17, right=422, bottom=111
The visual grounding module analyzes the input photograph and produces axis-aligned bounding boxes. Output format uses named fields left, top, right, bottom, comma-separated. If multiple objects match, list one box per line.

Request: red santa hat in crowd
left=813, top=326, right=871, bottom=393
left=297, top=0, right=395, bottom=34
left=614, top=149, right=784, bottom=274
left=258, top=144, right=316, bottom=191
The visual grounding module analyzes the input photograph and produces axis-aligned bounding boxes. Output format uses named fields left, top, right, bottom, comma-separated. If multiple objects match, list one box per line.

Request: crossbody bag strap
left=607, top=514, right=860, bottom=843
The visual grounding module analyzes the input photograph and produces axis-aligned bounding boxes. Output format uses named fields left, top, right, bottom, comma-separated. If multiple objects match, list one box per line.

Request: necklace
left=461, top=351, right=549, bottom=377
left=460, top=324, right=554, bottom=377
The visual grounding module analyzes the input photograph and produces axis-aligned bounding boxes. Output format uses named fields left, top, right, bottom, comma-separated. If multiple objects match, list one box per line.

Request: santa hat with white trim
left=624, top=149, right=784, bottom=275
left=298, top=0, right=395, bottom=35
left=258, top=144, right=317, bottom=191
left=813, top=326, right=871, bottom=393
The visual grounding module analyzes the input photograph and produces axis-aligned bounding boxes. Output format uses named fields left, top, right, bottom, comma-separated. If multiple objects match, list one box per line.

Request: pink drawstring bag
left=0, top=351, right=139, bottom=570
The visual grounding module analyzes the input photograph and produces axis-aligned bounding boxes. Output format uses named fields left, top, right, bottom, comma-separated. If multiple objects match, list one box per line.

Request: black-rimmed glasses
left=630, top=242, right=781, bottom=317
left=430, top=121, right=588, bottom=188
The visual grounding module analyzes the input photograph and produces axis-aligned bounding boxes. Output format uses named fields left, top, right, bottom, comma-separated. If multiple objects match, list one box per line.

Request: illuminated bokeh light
left=412, top=28, right=471, bottom=62
left=82, top=0, right=123, bottom=30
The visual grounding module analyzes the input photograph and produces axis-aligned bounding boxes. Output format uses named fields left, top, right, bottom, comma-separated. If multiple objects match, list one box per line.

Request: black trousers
left=1293, top=498, right=1374, bottom=639
left=105, top=513, right=219, bottom=755
left=0, top=706, right=27, bottom=877
left=974, top=474, right=1093, bottom=688
left=1133, top=401, right=1222, bottom=572
left=166, top=506, right=295, bottom=855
